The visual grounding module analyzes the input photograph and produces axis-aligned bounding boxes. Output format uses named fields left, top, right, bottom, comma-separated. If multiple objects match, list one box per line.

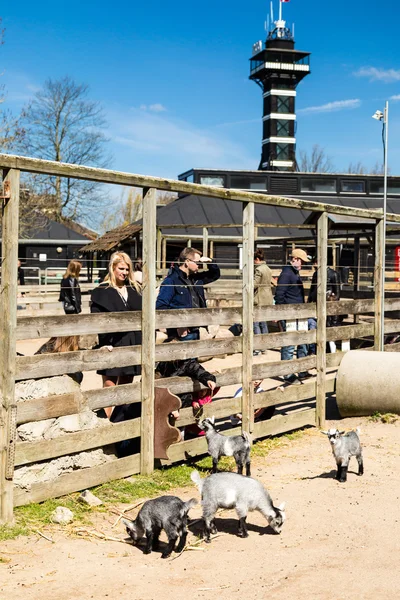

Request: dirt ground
left=2, top=415, right=400, bottom=600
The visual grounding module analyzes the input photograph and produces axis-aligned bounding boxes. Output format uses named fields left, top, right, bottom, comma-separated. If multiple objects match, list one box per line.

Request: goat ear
left=122, top=518, right=134, bottom=532
left=339, top=431, right=346, bottom=435
left=211, top=415, right=215, bottom=424
left=321, top=430, right=329, bottom=435
left=278, top=502, right=286, bottom=511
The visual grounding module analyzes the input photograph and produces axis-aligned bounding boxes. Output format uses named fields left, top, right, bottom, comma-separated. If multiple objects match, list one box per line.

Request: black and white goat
left=122, top=495, right=197, bottom=558
left=322, top=427, right=364, bottom=482
left=191, top=470, right=285, bottom=542
left=199, top=416, right=251, bottom=476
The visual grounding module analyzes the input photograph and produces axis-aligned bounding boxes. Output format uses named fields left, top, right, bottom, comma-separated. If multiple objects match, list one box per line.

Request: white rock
left=199, top=327, right=212, bottom=340
left=78, top=490, right=103, bottom=507
left=15, top=375, right=79, bottom=403
left=17, top=419, right=56, bottom=442
left=51, top=506, right=74, bottom=524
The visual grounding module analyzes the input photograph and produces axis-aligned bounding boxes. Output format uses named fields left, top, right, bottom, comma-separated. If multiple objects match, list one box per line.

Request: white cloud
left=389, top=94, right=400, bottom=101
left=109, top=107, right=255, bottom=173
left=298, top=99, right=361, bottom=114
left=139, top=103, right=167, bottom=112
left=354, top=67, right=400, bottom=82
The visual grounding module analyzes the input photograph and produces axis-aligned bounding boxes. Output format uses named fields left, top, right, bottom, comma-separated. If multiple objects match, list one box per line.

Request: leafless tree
left=347, top=160, right=385, bottom=174
left=0, top=19, right=25, bottom=151
left=20, top=76, right=112, bottom=221
left=298, top=144, right=335, bottom=173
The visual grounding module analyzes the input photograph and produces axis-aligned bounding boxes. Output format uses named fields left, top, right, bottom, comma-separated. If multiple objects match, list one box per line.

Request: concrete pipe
left=336, top=350, right=400, bottom=417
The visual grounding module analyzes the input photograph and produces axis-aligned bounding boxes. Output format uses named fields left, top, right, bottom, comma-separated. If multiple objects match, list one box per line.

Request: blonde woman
left=90, top=252, right=142, bottom=422
left=59, top=260, right=82, bottom=314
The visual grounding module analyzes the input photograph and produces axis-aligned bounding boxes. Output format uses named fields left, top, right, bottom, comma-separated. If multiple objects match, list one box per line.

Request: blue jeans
left=308, top=317, right=317, bottom=355
left=253, top=321, right=269, bottom=335
left=178, top=331, right=200, bottom=341
left=280, top=320, right=308, bottom=377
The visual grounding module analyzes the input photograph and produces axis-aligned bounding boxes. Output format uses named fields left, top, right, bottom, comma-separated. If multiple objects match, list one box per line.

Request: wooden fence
left=1, top=154, right=399, bottom=522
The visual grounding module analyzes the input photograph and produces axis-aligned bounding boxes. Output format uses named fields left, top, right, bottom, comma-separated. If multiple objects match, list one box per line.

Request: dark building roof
left=80, top=223, right=142, bottom=253
left=28, top=218, right=93, bottom=242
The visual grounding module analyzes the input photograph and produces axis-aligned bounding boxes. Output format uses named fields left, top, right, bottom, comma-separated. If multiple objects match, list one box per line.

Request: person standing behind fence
left=156, top=247, right=220, bottom=340
left=90, top=251, right=142, bottom=420
left=59, top=260, right=82, bottom=315
left=275, top=248, right=312, bottom=384
left=253, top=249, right=275, bottom=355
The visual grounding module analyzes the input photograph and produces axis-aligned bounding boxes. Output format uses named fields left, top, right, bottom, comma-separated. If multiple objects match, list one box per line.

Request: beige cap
left=291, top=248, right=310, bottom=263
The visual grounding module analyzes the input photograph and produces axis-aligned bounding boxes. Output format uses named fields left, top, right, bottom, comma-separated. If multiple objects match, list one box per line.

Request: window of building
left=230, top=176, right=267, bottom=190
left=341, top=180, right=365, bottom=193
left=276, top=96, right=291, bottom=114
left=199, top=175, right=225, bottom=188
left=370, top=180, right=400, bottom=194
left=301, top=178, right=337, bottom=193
left=276, top=144, right=290, bottom=160
left=276, top=120, right=291, bottom=137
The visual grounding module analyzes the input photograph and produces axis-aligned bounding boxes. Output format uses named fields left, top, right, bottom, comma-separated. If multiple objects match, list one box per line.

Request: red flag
left=281, top=0, right=290, bottom=2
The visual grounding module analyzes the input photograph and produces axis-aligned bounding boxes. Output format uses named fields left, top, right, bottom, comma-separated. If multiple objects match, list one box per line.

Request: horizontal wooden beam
left=0, top=154, right=395, bottom=221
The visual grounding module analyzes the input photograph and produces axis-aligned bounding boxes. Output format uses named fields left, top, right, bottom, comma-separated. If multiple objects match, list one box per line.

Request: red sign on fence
left=395, top=246, right=400, bottom=281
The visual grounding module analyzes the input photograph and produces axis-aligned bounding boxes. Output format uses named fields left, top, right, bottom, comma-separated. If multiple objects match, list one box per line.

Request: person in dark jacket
left=59, top=260, right=82, bottom=314
left=275, top=248, right=311, bottom=384
left=156, top=247, right=220, bottom=340
left=90, top=251, right=142, bottom=420
left=308, top=258, right=342, bottom=354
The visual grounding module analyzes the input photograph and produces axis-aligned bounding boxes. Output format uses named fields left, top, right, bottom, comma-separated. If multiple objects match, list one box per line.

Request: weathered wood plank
left=0, top=168, right=20, bottom=523
left=0, top=153, right=396, bottom=221
left=13, top=454, right=141, bottom=507
left=15, top=418, right=141, bottom=466
left=242, top=201, right=255, bottom=434
left=16, top=392, right=82, bottom=424
left=140, top=188, right=157, bottom=475
left=316, top=213, right=328, bottom=429
left=326, top=322, right=374, bottom=341
left=253, top=408, right=316, bottom=439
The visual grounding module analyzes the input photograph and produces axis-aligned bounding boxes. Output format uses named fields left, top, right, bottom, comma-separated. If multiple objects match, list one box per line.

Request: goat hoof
left=143, top=549, right=152, bottom=555
left=161, top=553, right=171, bottom=559
left=205, top=538, right=211, bottom=544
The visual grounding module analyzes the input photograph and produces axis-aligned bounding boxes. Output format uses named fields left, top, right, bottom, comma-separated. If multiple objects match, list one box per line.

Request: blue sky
left=2, top=0, right=400, bottom=179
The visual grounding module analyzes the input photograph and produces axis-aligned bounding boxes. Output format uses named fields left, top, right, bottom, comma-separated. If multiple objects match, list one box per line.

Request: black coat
left=156, top=357, right=216, bottom=408
left=59, top=276, right=82, bottom=314
left=275, top=264, right=305, bottom=305
left=90, top=283, right=142, bottom=377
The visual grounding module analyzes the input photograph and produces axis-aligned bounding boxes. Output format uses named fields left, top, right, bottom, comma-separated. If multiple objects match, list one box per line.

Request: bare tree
left=298, top=144, right=335, bottom=173
left=0, top=19, right=25, bottom=151
left=21, top=76, right=111, bottom=221
left=346, top=161, right=385, bottom=174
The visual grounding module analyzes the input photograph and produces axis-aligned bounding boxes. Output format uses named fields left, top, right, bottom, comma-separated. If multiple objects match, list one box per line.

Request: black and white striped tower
left=249, top=1, right=311, bottom=171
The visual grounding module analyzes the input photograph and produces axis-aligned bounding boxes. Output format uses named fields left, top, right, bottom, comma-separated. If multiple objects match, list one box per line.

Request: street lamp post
left=372, top=101, right=389, bottom=351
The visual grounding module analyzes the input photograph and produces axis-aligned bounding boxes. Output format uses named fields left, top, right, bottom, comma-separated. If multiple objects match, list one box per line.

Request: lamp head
left=372, top=110, right=384, bottom=121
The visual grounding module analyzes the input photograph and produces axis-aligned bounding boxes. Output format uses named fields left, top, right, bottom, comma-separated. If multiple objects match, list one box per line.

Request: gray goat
left=199, top=416, right=251, bottom=476
left=191, top=470, right=285, bottom=542
left=322, top=427, right=364, bottom=482
left=122, top=495, right=197, bottom=558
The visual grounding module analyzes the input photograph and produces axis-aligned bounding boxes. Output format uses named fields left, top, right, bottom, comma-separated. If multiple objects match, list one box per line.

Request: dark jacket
left=90, top=283, right=142, bottom=376
left=156, top=357, right=216, bottom=408
left=156, top=262, right=220, bottom=337
left=308, top=267, right=341, bottom=304
left=59, top=276, right=82, bottom=314
left=275, top=264, right=305, bottom=305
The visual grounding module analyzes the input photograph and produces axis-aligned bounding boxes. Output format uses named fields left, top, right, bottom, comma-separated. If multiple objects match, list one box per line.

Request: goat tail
left=355, top=427, right=361, bottom=436
left=190, top=470, right=204, bottom=492
left=241, top=431, right=252, bottom=446
left=183, top=497, right=198, bottom=514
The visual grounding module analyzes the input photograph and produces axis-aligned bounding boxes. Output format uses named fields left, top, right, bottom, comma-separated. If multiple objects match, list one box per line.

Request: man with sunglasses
left=156, top=247, right=220, bottom=340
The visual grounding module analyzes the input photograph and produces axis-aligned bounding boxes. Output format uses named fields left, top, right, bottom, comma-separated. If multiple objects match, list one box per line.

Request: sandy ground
left=1, top=416, right=400, bottom=600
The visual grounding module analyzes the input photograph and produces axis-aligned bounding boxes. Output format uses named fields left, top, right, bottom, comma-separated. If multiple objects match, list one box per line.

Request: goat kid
left=322, top=427, right=364, bottom=482
left=191, top=470, right=285, bottom=542
left=199, top=416, right=251, bottom=476
left=122, top=495, right=197, bottom=558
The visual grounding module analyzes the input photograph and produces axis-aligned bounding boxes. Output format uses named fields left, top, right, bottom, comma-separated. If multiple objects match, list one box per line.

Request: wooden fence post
left=316, top=212, right=327, bottom=429
left=242, top=202, right=255, bottom=434
left=156, top=228, right=162, bottom=271
left=374, top=218, right=384, bottom=351
left=202, top=227, right=208, bottom=258
left=140, top=188, right=157, bottom=475
left=161, top=237, right=167, bottom=270
left=0, top=168, right=20, bottom=522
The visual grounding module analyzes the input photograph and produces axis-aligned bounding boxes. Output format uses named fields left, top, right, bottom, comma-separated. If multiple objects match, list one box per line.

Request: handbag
left=63, top=301, right=76, bottom=314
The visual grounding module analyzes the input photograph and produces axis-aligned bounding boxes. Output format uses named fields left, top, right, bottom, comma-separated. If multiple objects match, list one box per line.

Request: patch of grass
left=0, top=523, right=28, bottom=541
left=14, top=495, right=96, bottom=534
left=369, top=411, right=399, bottom=424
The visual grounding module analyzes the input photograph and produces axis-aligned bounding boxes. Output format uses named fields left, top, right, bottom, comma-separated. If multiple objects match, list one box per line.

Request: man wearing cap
left=275, top=248, right=312, bottom=384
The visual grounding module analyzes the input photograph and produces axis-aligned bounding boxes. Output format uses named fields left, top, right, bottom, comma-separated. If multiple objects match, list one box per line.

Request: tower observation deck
left=249, top=2, right=311, bottom=171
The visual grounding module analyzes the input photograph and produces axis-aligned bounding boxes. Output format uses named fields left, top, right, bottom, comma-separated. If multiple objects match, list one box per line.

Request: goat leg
left=236, top=461, right=243, bottom=475
left=357, top=455, right=364, bottom=476
left=339, top=464, right=348, bottom=483
left=144, top=530, right=153, bottom=554
left=162, top=535, right=178, bottom=559
left=238, top=517, right=249, bottom=538
left=245, top=461, right=251, bottom=477
left=212, top=458, right=218, bottom=474
left=175, top=530, right=188, bottom=553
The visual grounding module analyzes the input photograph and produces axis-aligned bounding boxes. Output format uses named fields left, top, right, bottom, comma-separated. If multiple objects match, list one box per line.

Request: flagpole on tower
left=279, top=0, right=282, bottom=21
